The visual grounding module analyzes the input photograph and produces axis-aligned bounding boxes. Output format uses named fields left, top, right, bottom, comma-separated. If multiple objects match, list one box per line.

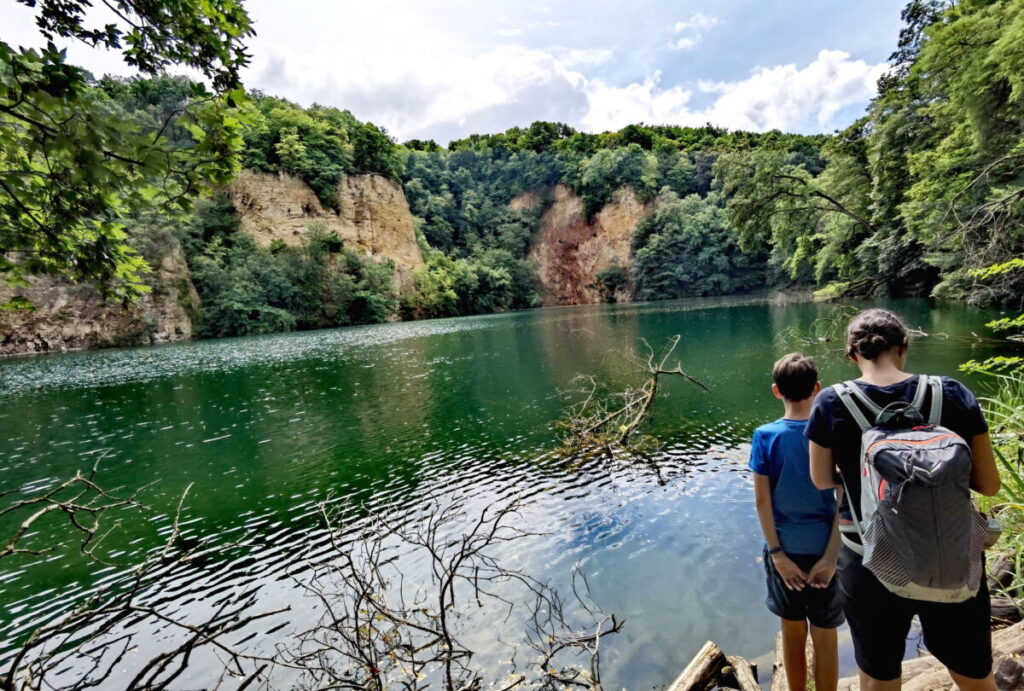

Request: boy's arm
left=754, top=474, right=807, bottom=591
left=808, top=487, right=843, bottom=588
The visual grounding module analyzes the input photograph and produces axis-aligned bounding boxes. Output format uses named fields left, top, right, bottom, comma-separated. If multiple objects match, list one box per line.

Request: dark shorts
left=764, top=548, right=845, bottom=628
left=838, top=546, right=993, bottom=681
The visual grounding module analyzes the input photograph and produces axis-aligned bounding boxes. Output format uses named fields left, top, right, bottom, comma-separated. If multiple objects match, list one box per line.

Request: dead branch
left=0, top=451, right=145, bottom=562
left=559, top=335, right=708, bottom=459
left=278, top=497, right=621, bottom=691
left=1, top=473, right=285, bottom=691
left=525, top=568, right=624, bottom=690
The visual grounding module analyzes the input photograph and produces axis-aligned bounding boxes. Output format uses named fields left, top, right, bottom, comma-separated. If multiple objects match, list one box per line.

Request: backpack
left=834, top=375, right=988, bottom=603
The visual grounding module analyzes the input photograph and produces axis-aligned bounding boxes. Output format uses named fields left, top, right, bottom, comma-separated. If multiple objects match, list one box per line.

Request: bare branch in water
left=0, top=450, right=145, bottom=562
left=278, top=497, right=621, bottom=690
left=3, top=481, right=620, bottom=689
left=558, top=335, right=708, bottom=460
left=1, top=471, right=285, bottom=691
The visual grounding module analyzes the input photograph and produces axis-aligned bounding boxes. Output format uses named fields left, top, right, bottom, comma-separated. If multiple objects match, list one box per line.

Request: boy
left=749, top=353, right=842, bottom=691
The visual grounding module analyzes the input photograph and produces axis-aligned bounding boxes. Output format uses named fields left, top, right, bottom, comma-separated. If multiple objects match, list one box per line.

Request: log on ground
left=667, top=640, right=760, bottom=691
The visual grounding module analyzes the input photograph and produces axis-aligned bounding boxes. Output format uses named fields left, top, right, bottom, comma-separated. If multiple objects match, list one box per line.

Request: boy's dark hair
left=846, top=308, right=909, bottom=361
left=773, top=353, right=818, bottom=401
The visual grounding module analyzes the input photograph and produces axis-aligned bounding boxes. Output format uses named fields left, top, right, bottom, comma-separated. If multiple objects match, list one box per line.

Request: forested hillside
left=716, top=0, right=1024, bottom=309
left=3, top=0, right=1023, bottom=344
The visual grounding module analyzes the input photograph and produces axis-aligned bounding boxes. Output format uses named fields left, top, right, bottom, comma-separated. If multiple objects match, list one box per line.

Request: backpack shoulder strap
left=926, top=375, right=944, bottom=425
left=911, top=374, right=929, bottom=411
left=834, top=381, right=877, bottom=432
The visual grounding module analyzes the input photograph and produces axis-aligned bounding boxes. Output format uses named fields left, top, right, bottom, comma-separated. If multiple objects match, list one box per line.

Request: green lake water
left=0, top=296, right=1012, bottom=688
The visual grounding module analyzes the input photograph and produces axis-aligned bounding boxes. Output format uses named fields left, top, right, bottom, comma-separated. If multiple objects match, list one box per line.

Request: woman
left=806, top=308, right=1000, bottom=691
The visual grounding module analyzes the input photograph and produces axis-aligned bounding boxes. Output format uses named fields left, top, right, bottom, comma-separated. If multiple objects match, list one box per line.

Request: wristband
left=766, top=545, right=783, bottom=556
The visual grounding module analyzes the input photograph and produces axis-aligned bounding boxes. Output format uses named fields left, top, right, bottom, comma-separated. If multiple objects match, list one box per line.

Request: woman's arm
left=969, top=431, right=1001, bottom=496
left=809, top=441, right=841, bottom=490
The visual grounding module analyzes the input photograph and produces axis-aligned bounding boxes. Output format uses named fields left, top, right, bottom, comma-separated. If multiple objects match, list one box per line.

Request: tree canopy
left=713, top=0, right=1024, bottom=306
left=1, top=0, right=253, bottom=301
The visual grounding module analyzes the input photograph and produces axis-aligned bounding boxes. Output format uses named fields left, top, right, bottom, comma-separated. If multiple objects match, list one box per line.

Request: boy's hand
left=771, top=552, right=808, bottom=591
left=807, top=558, right=837, bottom=588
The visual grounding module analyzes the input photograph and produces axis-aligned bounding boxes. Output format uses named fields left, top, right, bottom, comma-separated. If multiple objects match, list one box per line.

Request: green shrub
left=596, top=265, right=629, bottom=303
left=184, top=214, right=398, bottom=337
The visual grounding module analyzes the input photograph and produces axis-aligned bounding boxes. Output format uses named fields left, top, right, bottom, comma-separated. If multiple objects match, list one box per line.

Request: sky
left=2, top=0, right=906, bottom=145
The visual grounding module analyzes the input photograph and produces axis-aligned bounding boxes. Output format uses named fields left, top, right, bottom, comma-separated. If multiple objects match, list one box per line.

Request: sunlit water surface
left=0, top=297, right=1011, bottom=688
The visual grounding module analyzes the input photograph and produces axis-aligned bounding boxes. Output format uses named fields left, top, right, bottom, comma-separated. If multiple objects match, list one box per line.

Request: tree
left=571, top=144, right=660, bottom=217
left=1, top=0, right=253, bottom=300
left=900, top=0, right=1024, bottom=302
left=714, top=148, right=875, bottom=283
left=633, top=191, right=766, bottom=299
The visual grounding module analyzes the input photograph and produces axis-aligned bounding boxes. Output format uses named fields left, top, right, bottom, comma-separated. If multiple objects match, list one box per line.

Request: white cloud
left=671, top=37, right=700, bottom=51
left=560, top=48, right=614, bottom=67
left=252, top=43, right=590, bottom=143
left=580, top=50, right=886, bottom=133
left=672, top=14, right=720, bottom=33
left=700, top=49, right=888, bottom=130
left=497, top=28, right=523, bottom=37
left=582, top=73, right=694, bottom=131
left=669, top=13, right=720, bottom=51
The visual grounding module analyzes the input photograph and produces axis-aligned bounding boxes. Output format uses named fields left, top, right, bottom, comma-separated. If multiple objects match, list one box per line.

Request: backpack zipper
left=864, top=433, right=960, bottom=456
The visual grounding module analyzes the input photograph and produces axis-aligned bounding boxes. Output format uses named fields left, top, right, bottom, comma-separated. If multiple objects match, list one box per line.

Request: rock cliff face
left=229, top=170, right=424, bottom=286
left=0, top=239, right=198, bottom=357
left=524, top=184, right=652, bottom=306
left=1, top=170, right=425, bottom=356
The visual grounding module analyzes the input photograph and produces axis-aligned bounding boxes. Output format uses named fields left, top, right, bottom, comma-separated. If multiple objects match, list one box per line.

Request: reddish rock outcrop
left=523, top=184, right=652, bottom=306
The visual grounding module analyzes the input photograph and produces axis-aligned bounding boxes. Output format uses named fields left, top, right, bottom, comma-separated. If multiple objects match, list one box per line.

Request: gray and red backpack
left=834, top=375, right=988, bottom=603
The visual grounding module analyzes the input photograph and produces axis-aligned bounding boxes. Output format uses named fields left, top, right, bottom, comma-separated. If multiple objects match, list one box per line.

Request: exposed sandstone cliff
left=524, top=184, right=652, bottom=306
left=0, top=239, right=198, bottom=357
left=229, top=170, right=424, bottom=287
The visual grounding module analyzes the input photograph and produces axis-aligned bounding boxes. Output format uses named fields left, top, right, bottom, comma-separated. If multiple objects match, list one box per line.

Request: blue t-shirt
left=749, top=418, right=836, bottom=555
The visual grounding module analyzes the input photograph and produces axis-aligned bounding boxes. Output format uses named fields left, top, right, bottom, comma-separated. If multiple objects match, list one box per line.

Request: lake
left=0, top=296, right=1009, bottom=688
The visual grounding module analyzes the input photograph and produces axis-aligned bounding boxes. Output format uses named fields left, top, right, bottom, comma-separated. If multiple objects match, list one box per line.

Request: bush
left=596, top=265, right=629, bottom=303
left=183, top=214, right=398, bottom=337
left=400, top=249, right=537, bottom=319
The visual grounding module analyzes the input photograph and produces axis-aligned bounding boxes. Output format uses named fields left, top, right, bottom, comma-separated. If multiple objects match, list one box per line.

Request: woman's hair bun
left=846, top=309, right=909, bottom=361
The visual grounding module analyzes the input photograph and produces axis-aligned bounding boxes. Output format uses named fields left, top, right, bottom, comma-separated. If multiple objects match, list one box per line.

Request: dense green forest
left=717, top=0, right=1024, bottom=309
left=3, top=0, right=1023, bottom=342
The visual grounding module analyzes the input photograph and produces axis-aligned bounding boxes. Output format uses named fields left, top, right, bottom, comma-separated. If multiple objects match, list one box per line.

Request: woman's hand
left=772, top=552, right=808, bottom=591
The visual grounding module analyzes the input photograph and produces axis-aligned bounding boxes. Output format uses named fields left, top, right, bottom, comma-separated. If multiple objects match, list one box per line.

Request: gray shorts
left=763, top=547, right=845, bottom=628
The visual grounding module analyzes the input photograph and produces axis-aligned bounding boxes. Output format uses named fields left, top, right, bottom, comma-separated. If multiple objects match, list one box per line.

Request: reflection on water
left=0, top=296, right=1005, bottom=688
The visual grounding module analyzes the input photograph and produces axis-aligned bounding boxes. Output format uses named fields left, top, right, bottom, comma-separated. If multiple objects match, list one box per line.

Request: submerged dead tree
left=1, top=466, right=622, bottom=690
left=281, top=498, right=623, bottom=691
left=0, top=468, right=285, bottom=691
left=560, top=335, right=708, bottom=458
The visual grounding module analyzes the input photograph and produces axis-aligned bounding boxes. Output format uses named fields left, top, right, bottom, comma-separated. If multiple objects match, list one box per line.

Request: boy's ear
left=812, top=381, right=821, bottom=396
left=771, top=383, right=784, bottom=400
